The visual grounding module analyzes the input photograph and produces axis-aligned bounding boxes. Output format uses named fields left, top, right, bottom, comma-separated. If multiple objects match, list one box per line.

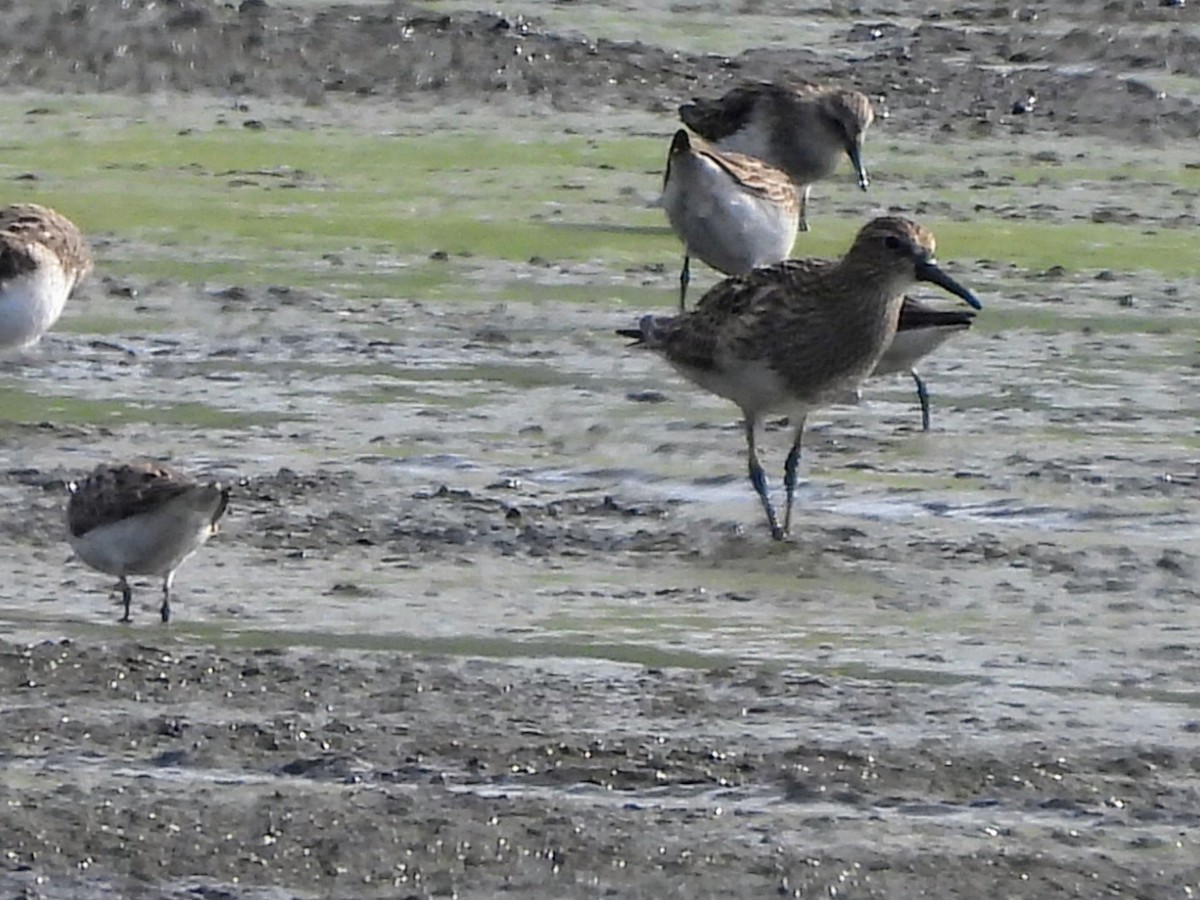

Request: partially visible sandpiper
left=661, top=129, right=799, bottom=309
left=618, top=217, right=981, bottom=540
left=868, top=297, right=976, bottom=432
left=679, top=81, right=874, bottom=232
left=67, top=462, right=229, bottom=623
left=0, top=203, right=93, bottom=353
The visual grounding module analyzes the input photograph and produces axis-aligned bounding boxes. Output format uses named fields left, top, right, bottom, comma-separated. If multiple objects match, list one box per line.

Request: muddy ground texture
left=2, top=637, right=1198, bottom=899
left=0, top=0, right=1198, bottom=144
left=3, top=1, right=1200, bottom=898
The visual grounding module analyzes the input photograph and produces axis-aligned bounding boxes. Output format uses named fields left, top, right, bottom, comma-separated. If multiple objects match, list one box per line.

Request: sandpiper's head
left=822, top=90, right=874, bottom=191
left=846, top=217, right=982, bottom=309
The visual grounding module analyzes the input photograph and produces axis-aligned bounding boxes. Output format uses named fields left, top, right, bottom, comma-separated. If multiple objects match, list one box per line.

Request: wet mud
left=2, top=0, right=1200, bottom=898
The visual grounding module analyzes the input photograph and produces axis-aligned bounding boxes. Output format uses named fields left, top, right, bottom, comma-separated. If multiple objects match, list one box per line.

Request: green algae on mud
left=2, top=98, right=672, bottom=273
left=882, top=139, right=1200, bottom=191
left=977, top=307, right=1200, bottom=335
left=932, top=220, right=1199, bottom=277
left=3, top=93, right=1197, bottom=308
left=0, top=384, right=292, bottom=430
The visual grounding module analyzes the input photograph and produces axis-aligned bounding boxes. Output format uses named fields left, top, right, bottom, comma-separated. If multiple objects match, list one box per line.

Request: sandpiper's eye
left=884, top=235, right=903, bottom=251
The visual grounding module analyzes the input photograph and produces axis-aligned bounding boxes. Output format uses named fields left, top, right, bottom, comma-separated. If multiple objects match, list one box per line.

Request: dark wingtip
left=898, top=298, right=978, bottom=332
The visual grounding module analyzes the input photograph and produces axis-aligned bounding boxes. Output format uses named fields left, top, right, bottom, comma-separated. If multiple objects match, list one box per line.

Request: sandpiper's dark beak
left=915, top=259, right=983, bottom=310
left=848, top=143, right=869, bottom=191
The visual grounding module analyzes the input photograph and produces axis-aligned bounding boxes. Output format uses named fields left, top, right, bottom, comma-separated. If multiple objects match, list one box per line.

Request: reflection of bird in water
left=660, top=129, right=798, bottom=310
left=619, top=217, right=981, bottom=540
left=680, top=81, right=874, bottom=232
left=67, top=462, right=230, bottom=624
left=0, top=203, right=93, bottom=353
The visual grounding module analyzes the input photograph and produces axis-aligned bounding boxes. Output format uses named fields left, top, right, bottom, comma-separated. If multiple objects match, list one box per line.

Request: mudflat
left=1, top=1, right=1198, bottom=898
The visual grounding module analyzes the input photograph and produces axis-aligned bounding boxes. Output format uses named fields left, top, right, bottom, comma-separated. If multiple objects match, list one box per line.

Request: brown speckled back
left=0, top=203, right=93, bottom=292
left=67, top=462, right=211, bottom=539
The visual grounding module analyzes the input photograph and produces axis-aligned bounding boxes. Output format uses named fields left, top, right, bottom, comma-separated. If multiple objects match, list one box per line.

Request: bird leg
left=743, top=417, right=783, bottom=540
left=798, top=185, right=812, bottom=232
left=118, top=576, right=132, bottom=623
left=910, top=368, right=931, bottom=432
left=679, top=254, right=691, bottom=310
left=160, top=571, right=174, bottom=624
left=782, top=417, right=807, bottom=536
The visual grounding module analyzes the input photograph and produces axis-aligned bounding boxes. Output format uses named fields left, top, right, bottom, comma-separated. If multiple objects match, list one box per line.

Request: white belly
left=872, top=324, right=967, bottom=377
left=670, top=357, right=838, bottom=423
left=0, top=262, right=71, bottom=352
left=69, top=503, right=218, bottom=578
left=662, top=157, right=797, bottom=275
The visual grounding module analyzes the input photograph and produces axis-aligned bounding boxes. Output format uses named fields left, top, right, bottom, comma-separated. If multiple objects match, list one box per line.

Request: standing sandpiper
left=870, top=297, right=977, bottom=432
left=618, top=217, right=981, bottom=540
left=0, top=203, right=93, bottom=353
left=661, top=129, right=800, bottom=309
left=679, top=81, right=874, bottom=232
left=66, top=462, right=230, bottom=623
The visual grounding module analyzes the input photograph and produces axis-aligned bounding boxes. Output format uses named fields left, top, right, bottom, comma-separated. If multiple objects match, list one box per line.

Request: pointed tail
left=669, top=129, right=692, bottom=158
